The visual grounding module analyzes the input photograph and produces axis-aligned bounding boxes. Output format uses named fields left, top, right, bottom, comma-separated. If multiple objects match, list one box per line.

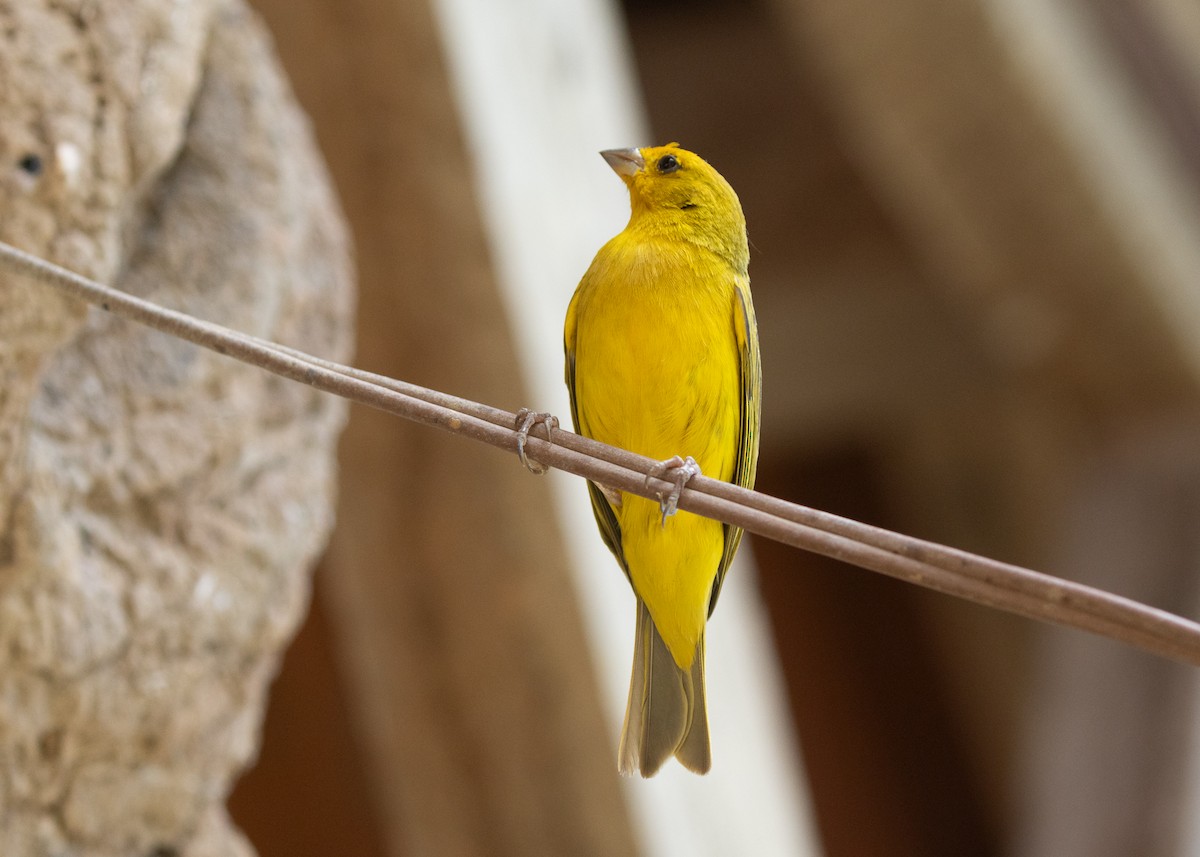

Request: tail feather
left=674, top=635, right=711, bottom=773
left=618, top=599, right=711, bottom=777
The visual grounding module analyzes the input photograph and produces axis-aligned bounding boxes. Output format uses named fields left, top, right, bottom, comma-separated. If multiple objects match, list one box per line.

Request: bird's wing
left=564, top=289, right=631, bottom=582
left=709, top=274, right=761, bottom=616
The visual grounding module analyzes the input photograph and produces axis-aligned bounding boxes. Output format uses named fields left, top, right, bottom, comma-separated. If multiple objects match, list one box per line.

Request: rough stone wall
left=0, top=1, right=354, bottom=854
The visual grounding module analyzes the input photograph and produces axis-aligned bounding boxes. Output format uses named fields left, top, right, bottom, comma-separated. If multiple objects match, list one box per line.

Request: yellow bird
left=564, top=143, right=761, bottom=776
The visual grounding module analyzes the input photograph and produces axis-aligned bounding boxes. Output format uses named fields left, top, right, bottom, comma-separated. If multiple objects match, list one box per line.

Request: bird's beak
left=600, top=148, right=644, bottom=177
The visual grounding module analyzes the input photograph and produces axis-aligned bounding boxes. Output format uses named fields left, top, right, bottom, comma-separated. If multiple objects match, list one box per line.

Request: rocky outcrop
left=0, top=1, right=353, bottom=853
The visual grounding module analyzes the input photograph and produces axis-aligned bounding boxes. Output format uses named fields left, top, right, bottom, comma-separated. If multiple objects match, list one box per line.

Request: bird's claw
left=514, top=408, right=559, bottom=475
left=646, top=455, right=701, bottom=526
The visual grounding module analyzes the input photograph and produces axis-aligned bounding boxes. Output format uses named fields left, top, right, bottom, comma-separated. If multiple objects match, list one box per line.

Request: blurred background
left=226, top=0, right=1200, bottom=854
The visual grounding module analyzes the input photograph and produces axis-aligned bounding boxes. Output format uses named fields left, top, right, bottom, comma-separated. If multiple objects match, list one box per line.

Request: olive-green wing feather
left=564, top=292, right=631, bottom=581
left=708, top=276, right=761, bottom=616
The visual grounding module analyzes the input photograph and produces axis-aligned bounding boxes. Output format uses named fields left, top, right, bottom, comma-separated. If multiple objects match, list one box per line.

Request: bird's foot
left=514, top=408, right=559, bottom=474
left=646, top=455, right=701, bottom=526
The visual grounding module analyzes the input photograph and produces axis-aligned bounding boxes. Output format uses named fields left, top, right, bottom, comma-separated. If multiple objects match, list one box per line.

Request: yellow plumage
left=564, top=143, right=761, bottom=776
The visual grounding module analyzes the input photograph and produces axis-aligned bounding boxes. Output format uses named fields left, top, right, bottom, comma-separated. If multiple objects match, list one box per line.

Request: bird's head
left=601, top=143, right=748, bottom=271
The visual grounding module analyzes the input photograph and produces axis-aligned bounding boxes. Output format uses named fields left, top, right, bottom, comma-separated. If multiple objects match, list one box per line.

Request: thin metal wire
left=4, top=239, right=1200, bottom=667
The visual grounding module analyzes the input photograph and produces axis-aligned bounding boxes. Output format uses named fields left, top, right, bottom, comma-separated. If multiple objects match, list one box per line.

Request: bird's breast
left=572, top=238, right=740, bottom=479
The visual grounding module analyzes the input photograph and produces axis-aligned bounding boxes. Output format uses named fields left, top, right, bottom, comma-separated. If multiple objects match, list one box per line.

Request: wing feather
left=565, top=291, right=631, bottom=581
left=708, top=275, right=761, bottom=615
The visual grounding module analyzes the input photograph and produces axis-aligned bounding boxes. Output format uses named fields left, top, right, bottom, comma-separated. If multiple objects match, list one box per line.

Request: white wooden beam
left=430, top=1, right=821, bottom=854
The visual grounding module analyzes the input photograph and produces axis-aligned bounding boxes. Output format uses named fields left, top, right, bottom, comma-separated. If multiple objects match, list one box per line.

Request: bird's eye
left=17, top=153, right=43, bottom=176
left=656, top=154, right=680, bottom=174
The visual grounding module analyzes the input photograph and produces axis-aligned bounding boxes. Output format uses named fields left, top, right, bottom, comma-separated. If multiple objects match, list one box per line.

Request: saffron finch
left=564, top=143, right=761, bottom=776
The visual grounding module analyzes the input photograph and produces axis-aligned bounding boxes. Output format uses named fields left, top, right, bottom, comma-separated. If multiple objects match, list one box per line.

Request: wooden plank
left=246, top=1, right=638, bottom=854
left=760, top=2, right=1200, bottom=853
left=768, top=0, right=1200, bottom=410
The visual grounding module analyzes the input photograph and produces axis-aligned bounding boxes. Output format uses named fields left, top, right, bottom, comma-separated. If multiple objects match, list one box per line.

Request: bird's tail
left=618, top=598, right=711, bottom=776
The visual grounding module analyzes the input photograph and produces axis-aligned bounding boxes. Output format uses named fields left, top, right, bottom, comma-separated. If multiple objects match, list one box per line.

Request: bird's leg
left=645, top=455, right=701, bottom=526
left=514, top=408, right=559, bottom=474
